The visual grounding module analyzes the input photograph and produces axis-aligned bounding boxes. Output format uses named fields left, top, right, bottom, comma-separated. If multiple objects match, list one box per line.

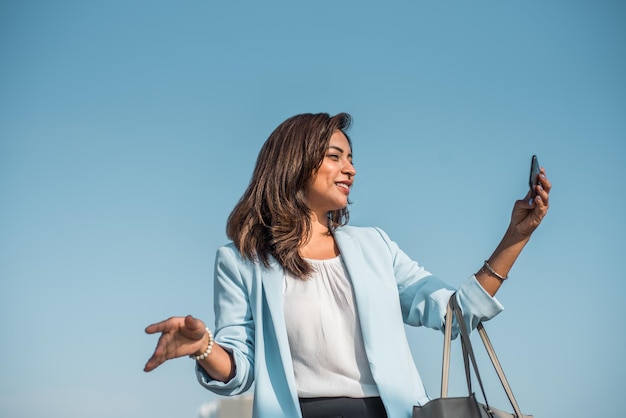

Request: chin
left=331, top=203, right=348, bottom=211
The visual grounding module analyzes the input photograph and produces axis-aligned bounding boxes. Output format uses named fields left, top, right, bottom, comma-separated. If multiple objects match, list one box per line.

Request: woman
left=144, top=112, right=551, bottom=418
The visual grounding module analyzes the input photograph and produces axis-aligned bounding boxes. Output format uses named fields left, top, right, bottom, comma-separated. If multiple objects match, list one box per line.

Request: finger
left=521, top=190, right=534, bottom=207
left=143, top=347, right=165, bottom=372
left=144, top=355, right=161, bottom=372
left=144, top=332, right=174, bottom=372
left=536, top=184, right=549, bottom=205
left=144, top=353, right=167, bottom=372
left=145, top=318, right=175, bottom=335
left=535, top=174, right=550, bottom=206
left=513, top=198, right=532, bottom=213
left=537, top=168, right=551, bottom=191
left=531, top=191, right=549, bottom=223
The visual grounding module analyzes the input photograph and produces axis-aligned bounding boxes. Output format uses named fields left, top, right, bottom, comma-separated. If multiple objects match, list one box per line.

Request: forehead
left=328, top=130, right=352, bottom=153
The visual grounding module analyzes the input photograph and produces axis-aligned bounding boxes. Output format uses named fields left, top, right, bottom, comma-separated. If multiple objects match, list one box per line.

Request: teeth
left=336, top=183, right=350, bottom=189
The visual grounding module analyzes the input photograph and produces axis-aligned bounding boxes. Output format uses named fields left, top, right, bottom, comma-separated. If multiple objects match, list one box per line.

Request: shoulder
left=215, top=242, right=256, bottom=271
left=215, top=242, right=277, bottom=277
left=336, top=225, right=397, bottom=253
left=336, top=225, right=393, bottom=242
left=216, top=242, right=242, bottom=260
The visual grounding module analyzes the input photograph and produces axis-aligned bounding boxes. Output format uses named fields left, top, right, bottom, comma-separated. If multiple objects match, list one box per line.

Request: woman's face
left=305, top=130, right=356, bottom=217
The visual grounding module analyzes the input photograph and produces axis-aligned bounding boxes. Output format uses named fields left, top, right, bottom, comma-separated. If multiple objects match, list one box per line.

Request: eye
left=327, top=154, right=340, bottom=161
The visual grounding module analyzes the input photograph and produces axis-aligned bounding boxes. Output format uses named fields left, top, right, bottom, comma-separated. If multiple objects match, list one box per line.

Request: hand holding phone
left=529, top=155, right=541, bottom=197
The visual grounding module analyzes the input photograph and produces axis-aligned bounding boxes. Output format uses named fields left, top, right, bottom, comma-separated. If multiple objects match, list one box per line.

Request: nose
left=343, top=161, right=356, bottom=178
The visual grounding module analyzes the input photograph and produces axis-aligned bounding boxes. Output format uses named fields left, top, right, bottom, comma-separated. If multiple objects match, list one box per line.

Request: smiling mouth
left=336, top=182, right=351, bottom=193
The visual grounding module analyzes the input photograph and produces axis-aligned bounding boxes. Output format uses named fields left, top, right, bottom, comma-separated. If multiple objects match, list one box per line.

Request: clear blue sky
left=1, top=1, right=624, bottom=417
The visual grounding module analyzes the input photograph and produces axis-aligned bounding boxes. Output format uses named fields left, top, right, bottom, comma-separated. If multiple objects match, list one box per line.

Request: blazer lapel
left=259, top=259, right=299, bottom=401
left=334, top=229, right=383, bottom=352
left=259, top=258, right=286, bottom=335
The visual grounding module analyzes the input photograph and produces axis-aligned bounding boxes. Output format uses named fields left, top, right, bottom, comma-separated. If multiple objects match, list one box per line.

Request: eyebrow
left=328, top=145, right=352, bottom=159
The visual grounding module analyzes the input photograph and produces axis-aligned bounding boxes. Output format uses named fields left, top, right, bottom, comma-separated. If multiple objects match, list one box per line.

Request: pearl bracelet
left=483, top=260, right=508, bottom=281
left=190, top=327, right=214, bottom=361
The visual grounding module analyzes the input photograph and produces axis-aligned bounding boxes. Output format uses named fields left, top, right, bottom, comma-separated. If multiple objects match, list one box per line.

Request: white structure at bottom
left=198, top=395, right=253, bottom=418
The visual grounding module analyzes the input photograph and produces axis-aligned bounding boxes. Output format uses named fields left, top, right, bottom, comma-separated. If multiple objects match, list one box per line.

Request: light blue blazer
left=196, top=226, right=503, bottom=418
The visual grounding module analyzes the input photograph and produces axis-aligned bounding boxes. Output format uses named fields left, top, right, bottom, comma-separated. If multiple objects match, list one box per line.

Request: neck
left=299, top=211, right=339, bottom=259
left=308, top=210, right=330, bottom=236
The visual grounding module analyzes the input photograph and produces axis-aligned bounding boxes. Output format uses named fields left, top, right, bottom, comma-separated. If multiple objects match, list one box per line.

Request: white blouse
left=283, top=255, right=379, bottom=398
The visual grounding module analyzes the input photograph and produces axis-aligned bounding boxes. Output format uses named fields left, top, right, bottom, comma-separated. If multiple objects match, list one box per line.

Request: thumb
left=183, top=315, right=206, bottom=340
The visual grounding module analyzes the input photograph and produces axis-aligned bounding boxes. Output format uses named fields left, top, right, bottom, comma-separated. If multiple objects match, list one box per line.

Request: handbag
left=413, top=295, right=532, bottom=418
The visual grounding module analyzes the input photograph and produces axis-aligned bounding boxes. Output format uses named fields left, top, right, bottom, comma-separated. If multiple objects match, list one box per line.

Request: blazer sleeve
left=195, top=245, right=255, bottom=395
left=374, top=227, right=503, bottom=333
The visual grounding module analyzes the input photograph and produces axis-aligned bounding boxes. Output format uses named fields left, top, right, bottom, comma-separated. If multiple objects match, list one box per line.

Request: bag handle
left=477, top=322, right=524, bottom=416
left=441, top=295, right=480, bottom=397
left=449, top=296, right=492, bottom=411
left=441, top=294, right=525, bottom=418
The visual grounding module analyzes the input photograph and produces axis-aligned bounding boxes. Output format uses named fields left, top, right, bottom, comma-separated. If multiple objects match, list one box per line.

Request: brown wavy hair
left=226, top=112, right=352, bottom=279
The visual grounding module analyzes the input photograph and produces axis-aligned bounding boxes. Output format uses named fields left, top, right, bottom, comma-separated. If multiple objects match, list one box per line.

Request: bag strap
left=441, top=298, right=453, bottom=397
left=477, top=322, right=524, bottom=417
left=441, top=298, right=475, bottom=396
left=441, top=294, right=525, bottom=418
left=449, top=296, right=492, bottom=411
left=441, top=296, right=474, bottom=397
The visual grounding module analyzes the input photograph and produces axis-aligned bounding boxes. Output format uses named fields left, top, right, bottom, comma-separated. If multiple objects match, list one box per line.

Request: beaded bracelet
left=190, top=327, right=214, bottom=361
left=483, top=260, right=508, bottom=281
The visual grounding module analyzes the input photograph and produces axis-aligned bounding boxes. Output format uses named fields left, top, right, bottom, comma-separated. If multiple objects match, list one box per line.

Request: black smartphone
left=529, top=155, right=540, bottom=197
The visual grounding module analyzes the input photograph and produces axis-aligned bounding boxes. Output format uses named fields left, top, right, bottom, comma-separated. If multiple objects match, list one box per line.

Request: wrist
left=190, top=328, right=214, bottom=361
left=482, top=260, right=508, bottom=281
left=505, top=224, right=532, bottom=243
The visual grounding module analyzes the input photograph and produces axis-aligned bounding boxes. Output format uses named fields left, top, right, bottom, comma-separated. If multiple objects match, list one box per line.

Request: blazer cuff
left=194, top=346, right=250, bottom=396
left=456, top=275, right=504, bottom=324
